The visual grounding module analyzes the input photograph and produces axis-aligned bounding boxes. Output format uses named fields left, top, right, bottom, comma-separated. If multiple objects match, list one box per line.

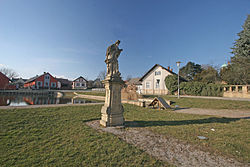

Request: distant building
left=126, top=78, right=142, bottom=94
left=0, top=72, right=15, bottom=90
left=11, top=78, right=27, bottom=89
left=24, top=72, right=58, bottom=89
left=139, top=64, right=177, bottom=95
left=56, top=78, right=72, bottom=90
left=72, top=76, right=88, bottom=89
left=93, top=78, right=104, bottom=88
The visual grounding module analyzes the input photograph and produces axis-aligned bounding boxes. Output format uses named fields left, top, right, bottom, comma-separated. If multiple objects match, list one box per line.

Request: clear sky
left=0, top=0, right=249, bottom=80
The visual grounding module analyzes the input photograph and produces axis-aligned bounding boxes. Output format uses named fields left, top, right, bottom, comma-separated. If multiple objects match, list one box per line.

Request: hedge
left=180, top=82, right=224, bottom=97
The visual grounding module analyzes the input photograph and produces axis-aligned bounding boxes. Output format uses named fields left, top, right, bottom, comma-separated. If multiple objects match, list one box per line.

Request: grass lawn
left=143, top=95, right=250, bottom=110
left=77, top=91, right=106, bottom=97
left=65, top=91, right=250, bottom=110
left=1, top=104, right=249, bottom=166
left=0, top=105, right=166, bottom=167
left=124, top=104, right=250, bottom=163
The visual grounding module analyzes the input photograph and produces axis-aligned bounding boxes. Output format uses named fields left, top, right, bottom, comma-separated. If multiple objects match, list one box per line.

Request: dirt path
left=86, top=120, right=248, bottom=167
left=174, top=108, right=250, bottom=118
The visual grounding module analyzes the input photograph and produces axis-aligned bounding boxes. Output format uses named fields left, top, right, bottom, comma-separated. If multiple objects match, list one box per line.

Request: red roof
left=0, top=72, right=10, bottom=81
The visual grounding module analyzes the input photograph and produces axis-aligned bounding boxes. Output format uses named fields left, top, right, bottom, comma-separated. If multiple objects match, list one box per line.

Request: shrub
left=180, top=82, right=224, bottom=97
left=165, top=75, right=178, bottom=95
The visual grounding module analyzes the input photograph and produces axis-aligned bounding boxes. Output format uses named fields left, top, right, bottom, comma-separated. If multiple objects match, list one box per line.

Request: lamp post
left=176, top=61, right=181, bottom=99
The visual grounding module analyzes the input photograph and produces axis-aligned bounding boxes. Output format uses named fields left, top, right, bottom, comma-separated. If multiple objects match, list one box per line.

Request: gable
left=25, top=72, right=57, bottom=84
left=139, top=64, right=176, bottom=82
left=73, top=76, right=87, bottom=82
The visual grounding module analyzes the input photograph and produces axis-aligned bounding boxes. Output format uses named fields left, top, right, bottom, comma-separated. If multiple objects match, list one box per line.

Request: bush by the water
left=180, top=82, right=224, bottom=97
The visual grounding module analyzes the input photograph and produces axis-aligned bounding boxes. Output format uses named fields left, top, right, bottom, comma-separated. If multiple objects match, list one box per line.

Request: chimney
left=168, top=66, right=170, bottom=70
left=170, top=69, right=173, bottom=72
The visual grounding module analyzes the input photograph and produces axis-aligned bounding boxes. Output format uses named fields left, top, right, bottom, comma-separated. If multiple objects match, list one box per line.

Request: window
left=37, top=81, right=42, bottom=86
left=76, top=83, right=80, bottom=87
left=146, top=82, right=150, bottom=89
left=155, top=71, right=161, bottom=75
left=45, top=75, right=50, bottom=79
left=51, top=82, right=56, bottom=88
left=156, top=79, right=160, bottom=88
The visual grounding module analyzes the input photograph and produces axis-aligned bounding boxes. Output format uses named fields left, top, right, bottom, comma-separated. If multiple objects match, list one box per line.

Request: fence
left=223, top=85, right=250, bottom=98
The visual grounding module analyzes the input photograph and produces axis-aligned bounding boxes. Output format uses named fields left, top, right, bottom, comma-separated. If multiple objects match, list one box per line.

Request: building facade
left=126, top=78, right=142, bottom=94
left=0, top=72, right=14, bottom=90
left=139, top=64, right=177, bottom=95
left=11, top=78, right=27, bottom=89
left=24, top=72, right=58, bottom=89
left=57, top=78, right=72, bottom=90
left=72, top=76, right=88, bottom=89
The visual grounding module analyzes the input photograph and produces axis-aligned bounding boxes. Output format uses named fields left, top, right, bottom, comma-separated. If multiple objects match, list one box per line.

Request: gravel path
left=86, top=120, right=248, bottom=167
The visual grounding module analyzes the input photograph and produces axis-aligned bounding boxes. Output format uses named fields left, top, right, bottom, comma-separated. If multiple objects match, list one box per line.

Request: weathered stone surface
left=100, top=40, right=125, bottom=127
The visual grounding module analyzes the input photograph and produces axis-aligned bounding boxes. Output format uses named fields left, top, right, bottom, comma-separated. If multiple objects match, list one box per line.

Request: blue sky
left=0, top=0, right=249, bottom=80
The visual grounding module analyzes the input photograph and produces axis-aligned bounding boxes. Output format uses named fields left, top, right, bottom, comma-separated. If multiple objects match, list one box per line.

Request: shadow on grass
left=125, top=117, right=244, bottom=127
left=82, top=118, right=100, bottom=123
left=172, top=107, right=190, bottom=110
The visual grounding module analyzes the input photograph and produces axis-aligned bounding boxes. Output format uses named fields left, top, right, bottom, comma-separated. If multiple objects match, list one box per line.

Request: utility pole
left=176, top=61, right=181, bottom=99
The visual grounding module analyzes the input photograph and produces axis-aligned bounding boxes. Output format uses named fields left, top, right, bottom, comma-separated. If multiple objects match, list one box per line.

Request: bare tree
left=126, top=75, right=132, bottom=81
left=97, top=70, right=106, bottom=81
left=0, top=67, right=18, bottom=79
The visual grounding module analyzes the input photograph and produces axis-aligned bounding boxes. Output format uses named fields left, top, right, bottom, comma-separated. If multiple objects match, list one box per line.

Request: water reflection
left=0, top=95, right=97, bottom=106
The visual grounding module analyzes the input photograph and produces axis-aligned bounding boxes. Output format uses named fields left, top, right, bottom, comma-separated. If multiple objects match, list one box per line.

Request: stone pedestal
left=100, top=76, right=125, bottom=127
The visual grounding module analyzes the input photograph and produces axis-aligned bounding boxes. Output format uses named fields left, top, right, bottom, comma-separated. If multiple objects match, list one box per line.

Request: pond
left=0, top=94, right=98, bottom=106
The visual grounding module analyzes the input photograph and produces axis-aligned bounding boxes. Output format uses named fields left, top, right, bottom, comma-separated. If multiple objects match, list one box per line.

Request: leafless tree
left=0, top=67, right=18, bottom=79
left=126, top=75, right=132, bottom=81
left=97, top=70, right=106, bottom=81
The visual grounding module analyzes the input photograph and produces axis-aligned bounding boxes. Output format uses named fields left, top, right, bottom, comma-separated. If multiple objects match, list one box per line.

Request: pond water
left=0, top=94, right=98, bottom=106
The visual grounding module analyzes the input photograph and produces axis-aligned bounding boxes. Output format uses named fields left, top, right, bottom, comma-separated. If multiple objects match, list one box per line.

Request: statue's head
left=115, top=40, right=120, bottom=45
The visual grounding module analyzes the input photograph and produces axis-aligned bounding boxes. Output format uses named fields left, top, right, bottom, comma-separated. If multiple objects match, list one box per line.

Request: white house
left=72, top=76, right=88, bottom=89
left=139, top=64, right=177, bottom=95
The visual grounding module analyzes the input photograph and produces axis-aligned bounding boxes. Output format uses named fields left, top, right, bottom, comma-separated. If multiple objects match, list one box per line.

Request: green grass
left=124, top=104, right=250, bottom=163
left=77, top=91, right=106, bottom=97
left=143, top=95, right=250, bottom=110
left=62, top=92, right=78, bottom=98
left=62, top=92, right=104, bottom=102
left=0, top=105, right=167, bottom=167
left=1, top=104, right=249, bottom=166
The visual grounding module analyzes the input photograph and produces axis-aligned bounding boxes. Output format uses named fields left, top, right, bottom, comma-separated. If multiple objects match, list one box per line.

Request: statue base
left=100, top=75, right=125, bottom=127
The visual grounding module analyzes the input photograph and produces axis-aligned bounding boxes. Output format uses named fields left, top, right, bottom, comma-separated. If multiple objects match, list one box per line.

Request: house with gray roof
left=139, top=64, right=177, bottom=95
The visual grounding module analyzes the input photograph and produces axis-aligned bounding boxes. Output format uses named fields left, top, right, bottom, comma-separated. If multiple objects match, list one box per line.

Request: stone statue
left=105, top=40, right=123, bottom=77
left=100, top=40, right=125, bottom=127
